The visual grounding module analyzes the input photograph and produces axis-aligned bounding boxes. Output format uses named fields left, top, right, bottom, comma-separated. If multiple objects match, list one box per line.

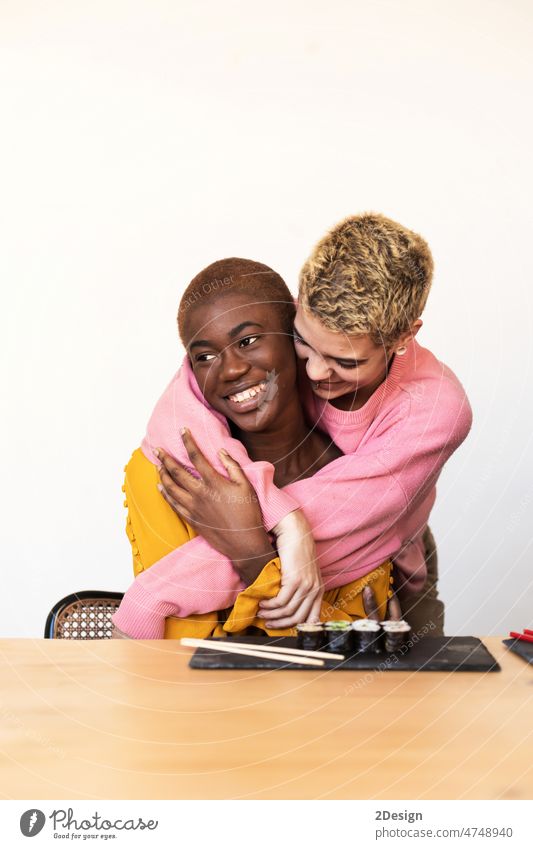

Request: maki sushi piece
left=352, top=618, right=383, bottom=654
left=323, top=620, right=353, bottom=654
left=296, top=623, right=324, bottom=652
left=380, top=620, right=411, bottom=653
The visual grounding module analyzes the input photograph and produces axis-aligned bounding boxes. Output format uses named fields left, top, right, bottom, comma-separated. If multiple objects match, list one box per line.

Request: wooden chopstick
left=184, top=638, right=345, bottom=661
left=180, top=637, right=326, bottom=666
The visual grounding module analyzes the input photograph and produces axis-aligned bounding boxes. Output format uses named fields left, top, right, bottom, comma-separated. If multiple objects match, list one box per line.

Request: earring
left=396, top=346, right=407, bottom=356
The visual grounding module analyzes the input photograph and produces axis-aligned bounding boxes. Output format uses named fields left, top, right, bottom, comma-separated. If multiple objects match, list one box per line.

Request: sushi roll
left=296, top=623, right=324, bottom=652
left=323, top=620, right=353, bottom=654
left=352, top=618, right=383, bottom=654
left=380, top=620, right=411, bottom=653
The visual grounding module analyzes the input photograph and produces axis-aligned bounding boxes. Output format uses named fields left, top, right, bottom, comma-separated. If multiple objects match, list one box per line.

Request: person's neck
left=237, top=406, right=310, bottom=467
left=234, top=399, right=328, bottom=486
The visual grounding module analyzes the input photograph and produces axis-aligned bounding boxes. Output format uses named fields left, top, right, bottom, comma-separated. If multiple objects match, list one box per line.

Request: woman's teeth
left=228, top=382, right=266, bottom=403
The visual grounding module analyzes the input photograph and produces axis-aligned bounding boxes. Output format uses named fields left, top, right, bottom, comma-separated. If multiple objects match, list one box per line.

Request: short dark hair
left=177, top=257, right=295, bottom=343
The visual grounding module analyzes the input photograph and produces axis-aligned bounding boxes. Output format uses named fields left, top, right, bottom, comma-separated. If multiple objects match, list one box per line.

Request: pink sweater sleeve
left=112, top=535, right=248, bottom=639
left=141, top=358, right=299, bottom=531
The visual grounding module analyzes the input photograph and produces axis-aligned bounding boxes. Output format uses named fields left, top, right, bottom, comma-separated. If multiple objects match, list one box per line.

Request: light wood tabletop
left=0, top=637, right=531, bottom=800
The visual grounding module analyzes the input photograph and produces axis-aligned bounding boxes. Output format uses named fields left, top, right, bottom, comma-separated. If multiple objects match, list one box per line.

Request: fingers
left=180, top=429, right=217, bottom=480
left=218, top=448, right=248, bottom=485
left=257, top=584, right=295, bottom=611
left=305, top=593, right=323, bottom=624
left=156, top=463, right=194, bottom=521
left=157, top=447, right=202, bottom=492
left=157, top=482, right=193, bottom=524
left=262, top=595, right=315, bottom=629
left=363, top=585, right=379, bottom=621
left=158, top=464, right=195, bottom=508
left=387, top=592, right=403, bottom=621
left=258, top=579, right=313, bottom=614
left=261, top=590, right=306, bottom=621
left=261, top=583, right=321, bottom=624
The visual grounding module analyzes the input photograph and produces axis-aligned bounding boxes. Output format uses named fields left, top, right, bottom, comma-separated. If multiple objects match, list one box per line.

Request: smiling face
left=183, top=291, right=298, bottom=433
left=293, top=305, right=393, bottom=406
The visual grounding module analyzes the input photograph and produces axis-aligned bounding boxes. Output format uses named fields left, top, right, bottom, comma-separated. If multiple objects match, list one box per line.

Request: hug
left=112, top=213, right=472, bottom=640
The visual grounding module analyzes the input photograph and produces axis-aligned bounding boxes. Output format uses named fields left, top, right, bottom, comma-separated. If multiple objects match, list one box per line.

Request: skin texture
left=294, top=305, right=422, bottom=411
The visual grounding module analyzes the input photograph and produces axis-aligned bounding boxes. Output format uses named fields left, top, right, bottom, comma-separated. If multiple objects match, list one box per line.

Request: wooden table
left=0, top=638, right=531, bottom=800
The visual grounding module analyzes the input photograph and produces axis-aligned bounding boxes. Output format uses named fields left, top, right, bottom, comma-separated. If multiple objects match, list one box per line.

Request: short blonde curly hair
left=299, top=213, right=434, bottom=349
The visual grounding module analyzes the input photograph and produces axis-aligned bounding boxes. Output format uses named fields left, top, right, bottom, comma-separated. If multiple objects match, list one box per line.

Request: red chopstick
left=524, top=629, right=533, bottom=636
left=509, top=631, right=533, bottom=644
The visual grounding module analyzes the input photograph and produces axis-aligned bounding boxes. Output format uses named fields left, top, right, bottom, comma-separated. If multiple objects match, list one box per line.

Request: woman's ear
left=411, top=318, right=423, bottom=339
left=395, top=320, right=423, bottom=355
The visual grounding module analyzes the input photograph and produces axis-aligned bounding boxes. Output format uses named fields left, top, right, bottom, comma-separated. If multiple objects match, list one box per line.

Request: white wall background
left=1, top=0, right=532, bottom=637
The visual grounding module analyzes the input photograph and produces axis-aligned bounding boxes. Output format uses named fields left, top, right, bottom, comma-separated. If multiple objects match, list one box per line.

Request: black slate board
left=189, top=635, right=500, bottom=672
left=502, top=638, right=533, bottom=665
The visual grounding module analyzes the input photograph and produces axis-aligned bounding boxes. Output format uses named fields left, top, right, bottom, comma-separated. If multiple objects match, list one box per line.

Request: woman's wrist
left=231, top=532, right=277, bottom=585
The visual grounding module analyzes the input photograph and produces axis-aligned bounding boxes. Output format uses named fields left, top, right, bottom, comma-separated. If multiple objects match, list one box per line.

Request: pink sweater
left=112, top=340, right=472, bottom=638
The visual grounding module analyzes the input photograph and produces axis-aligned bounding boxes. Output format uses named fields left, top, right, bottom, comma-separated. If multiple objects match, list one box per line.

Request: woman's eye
left=293, top=333, right=307, bottom=346
left=335, top=361, right=360, bottom=370
left=239, top=335, right=259, bottom=348
left=195, top=352, right=217, bottom=362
